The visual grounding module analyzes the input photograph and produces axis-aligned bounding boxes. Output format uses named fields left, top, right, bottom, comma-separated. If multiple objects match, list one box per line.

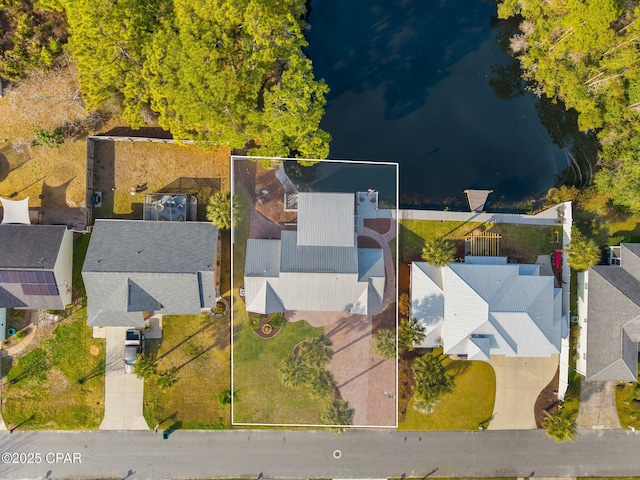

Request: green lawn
left=2, top=308, right=105, bottom=429
left=398, top=351, right=496, bottom=431
left=492, top=224, right=562, bottom=264
left=399, top=220, right=483, bottom=262
left=143, top=313, right=231, bottom=429
left=399, top=219, right=561, bottom=264
left=615, top=381, right=640, bottom=430
left=232, top=316, right=328, bottom=425
left=72, top=232, right=91, bottom=299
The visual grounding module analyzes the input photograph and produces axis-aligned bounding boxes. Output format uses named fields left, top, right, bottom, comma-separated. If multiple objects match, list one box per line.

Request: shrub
left=269, top=312, right=287, bottom=328
left=34, top=128, right=64, bottom=148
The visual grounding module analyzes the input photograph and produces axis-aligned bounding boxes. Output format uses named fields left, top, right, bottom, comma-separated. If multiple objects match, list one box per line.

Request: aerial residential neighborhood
left=2, top=0, right=640, bottom=479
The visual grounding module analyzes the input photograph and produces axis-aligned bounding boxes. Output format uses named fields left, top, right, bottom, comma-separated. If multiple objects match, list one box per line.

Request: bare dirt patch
left=92, top=140, right=229, bottom=220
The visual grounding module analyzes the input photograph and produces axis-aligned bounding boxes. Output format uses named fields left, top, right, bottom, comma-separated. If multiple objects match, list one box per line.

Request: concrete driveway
left=577, top=381, right=622, bottom=429
left=99, top=327, right=148, bottom=430
left=487, top=354, right=559, bottom=430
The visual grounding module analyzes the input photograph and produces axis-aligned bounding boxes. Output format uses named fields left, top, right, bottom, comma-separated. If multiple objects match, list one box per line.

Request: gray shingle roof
left=0, top=224, right=66, bottom=269
left=585, top=253, right=640, bottom=382
left=297, top=193, right=354, bottom=247
left=83, top=220, right=218, bottom=327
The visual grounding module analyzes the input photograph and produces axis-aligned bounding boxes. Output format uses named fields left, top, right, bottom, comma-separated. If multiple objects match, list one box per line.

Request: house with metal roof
left=0, top=224, right=72, bottom=310
left=244, top=192, right=385, bottom=315
left=578, top=244, right=640, bottom=382
left=411, top=257, right=563, bottom=359
left=82, top=220, right=219, bottom=327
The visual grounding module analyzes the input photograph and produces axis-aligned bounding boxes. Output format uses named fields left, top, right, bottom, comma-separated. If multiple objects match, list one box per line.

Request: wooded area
left=498, top=0, right=640, bottom=213
left=0, top=0, right=330, bottom=158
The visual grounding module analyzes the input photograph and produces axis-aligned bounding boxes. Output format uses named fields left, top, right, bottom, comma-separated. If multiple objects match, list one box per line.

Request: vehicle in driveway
left=124, top=329, right=145, bottom=374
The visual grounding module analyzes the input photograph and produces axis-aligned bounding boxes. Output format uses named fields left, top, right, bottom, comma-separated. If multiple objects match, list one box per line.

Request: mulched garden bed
left=357, top=235, right=381, bottom=249
left=534, top=367, right=561, bottom=428
left=249, top=314, right=281, bottom=339
left=364, top=218, right=391, bottom=234
left=398, top=349, right=428, bottom=420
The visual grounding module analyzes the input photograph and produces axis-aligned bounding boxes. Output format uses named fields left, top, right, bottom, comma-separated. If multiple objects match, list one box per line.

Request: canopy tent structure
left=464, top=189, right=493, bottom=213
left=0, top=197, right=30, bottom=224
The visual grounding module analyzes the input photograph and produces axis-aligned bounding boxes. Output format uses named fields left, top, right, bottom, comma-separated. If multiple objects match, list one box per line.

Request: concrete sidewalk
left=99, top=327, right=148, bottom=430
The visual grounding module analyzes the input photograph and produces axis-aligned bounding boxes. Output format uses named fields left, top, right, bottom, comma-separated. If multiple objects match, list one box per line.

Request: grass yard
left=92, top=140, right=230, bottom=221
left=398, top=351, right=496, bottom=431
left=615, top=381, right=640, bottom=430
left=399, top=220, right=483, bottom=262
left=1, top=308, right=105, bottom=429
left=143, top=313, right=231, bottom=429
left=399, top=219, right=562, bottom=264
left=492, top=224, right=562, bottom=264
left=232, top=317, right=328, bottom=425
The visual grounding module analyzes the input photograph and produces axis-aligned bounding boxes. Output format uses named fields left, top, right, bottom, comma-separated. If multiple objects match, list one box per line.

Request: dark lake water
left=304, top=0, right=585, bottom=208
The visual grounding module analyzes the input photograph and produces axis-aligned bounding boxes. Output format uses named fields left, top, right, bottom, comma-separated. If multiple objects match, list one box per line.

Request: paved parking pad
left=488, top=355, right=559, bottom=430
left=99, top=327, right=148, bottom=430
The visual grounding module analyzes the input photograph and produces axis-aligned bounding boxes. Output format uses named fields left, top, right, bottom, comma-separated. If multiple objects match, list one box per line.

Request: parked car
left=124, top=329, right=145, bottom=374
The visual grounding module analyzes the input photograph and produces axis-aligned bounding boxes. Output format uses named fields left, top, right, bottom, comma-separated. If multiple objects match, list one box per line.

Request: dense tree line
left=0, top=0, right=66, bottom=81
left=2, top=0, right=330, bottom=158
left=497, top=0, right=640, bottom=213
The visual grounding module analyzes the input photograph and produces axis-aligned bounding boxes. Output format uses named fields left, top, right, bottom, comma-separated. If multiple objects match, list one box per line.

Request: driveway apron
left=487, top=354, right=559, bottom=430
left=99, top=327, right=148, bottom=430
left=577, top=381, right=622, bottom=429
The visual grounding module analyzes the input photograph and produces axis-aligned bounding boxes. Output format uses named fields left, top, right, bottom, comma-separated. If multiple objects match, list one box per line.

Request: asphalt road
left=0, top=429, right=639, bottom=479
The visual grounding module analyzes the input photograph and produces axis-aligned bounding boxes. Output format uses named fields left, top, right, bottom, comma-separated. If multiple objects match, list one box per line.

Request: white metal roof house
left=411, top=257, right=563, bottom=359
left=244, top=192, right=385, bottom=315
left=82, top=220, right=219, bottom=328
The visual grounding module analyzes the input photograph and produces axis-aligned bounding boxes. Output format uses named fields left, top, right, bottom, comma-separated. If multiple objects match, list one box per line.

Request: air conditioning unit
left=571, top=316, right=579, bottom=324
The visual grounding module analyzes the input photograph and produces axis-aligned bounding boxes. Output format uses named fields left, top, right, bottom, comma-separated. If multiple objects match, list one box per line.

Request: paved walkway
left=99, top=327, right=148, bottom=430
left=577, top=381, right=622, bottom=429
left=487, top=355, right=559, bottom=430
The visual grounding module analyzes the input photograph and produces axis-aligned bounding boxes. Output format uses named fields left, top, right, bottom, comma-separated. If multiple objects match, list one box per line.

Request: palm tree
left=133, top=354, right=157, bottom=379
left=412, top=354, right=454, bottom=411
left=421, top=237, right=455, bottom=267
left=567, top=234, right=600, bottom=271
left=156, top=366, right=178, bottom=390
left=398, top=317, right=426, bottom=352
left=398, top=292, right=411, bottom=317
left=279, top=354, right=310, bottom=388
left=206, top=192, right=241, bottom=230
left=374, top=328, right=396, bottom=360
left=321, top=399, right=354, bottom=427
left=542, top=412, right=577, bottom=442
left=308, top=369, right=337, bottom=399
left=299, top=335, right=333, bottom=369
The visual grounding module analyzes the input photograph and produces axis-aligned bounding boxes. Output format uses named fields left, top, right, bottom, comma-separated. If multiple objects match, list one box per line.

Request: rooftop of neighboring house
left=585, top=243, right=640, bottom=382
left=82, top=219, right=218, bottom=327
left=411, top=257, right=562, bottom=359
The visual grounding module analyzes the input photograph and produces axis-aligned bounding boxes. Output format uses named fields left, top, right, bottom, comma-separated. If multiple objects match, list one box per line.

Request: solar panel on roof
left=0, top=269, right=59, bottom=296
